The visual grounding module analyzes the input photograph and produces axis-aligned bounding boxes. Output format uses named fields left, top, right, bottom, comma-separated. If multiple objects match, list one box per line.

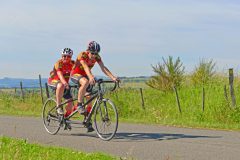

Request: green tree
left=146, top=56, right=185, bottom=91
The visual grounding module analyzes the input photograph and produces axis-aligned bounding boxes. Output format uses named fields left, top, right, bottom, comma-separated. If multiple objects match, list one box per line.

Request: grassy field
left=110, top=77, right=240, bottom=130
left=1, top=78, right=240, bottom=130
left=0, top=136, right=117, bottom=160
left=1, top=78, right=240, bottom=159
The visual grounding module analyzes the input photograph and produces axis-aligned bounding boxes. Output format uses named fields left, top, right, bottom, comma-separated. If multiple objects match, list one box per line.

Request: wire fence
left=0, top=69, right=238, bottom=113
left=0, top=75, right=48, bottom=103
left=0, top=75, right=146, bottom=109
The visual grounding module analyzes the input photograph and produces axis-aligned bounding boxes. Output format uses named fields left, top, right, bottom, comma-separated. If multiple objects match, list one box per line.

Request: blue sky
left=1, top=0, right=240, bottom=78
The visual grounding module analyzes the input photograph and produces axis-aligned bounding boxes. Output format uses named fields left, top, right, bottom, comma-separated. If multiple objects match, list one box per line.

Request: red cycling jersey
left=71, top=51, right=102, bottom=76
left=49, top=59, right=75, bottom=82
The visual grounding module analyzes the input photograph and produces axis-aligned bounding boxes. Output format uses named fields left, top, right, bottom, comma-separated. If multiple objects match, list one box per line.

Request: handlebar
left=95, top=78, right=120, bottom=92
left=68, top=78, right=120, bottom=92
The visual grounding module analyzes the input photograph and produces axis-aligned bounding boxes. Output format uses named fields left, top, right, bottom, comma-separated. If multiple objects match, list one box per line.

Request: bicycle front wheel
left=42, top=98, right=61, bottom=135
left=94, top=99, right=118, bottom=141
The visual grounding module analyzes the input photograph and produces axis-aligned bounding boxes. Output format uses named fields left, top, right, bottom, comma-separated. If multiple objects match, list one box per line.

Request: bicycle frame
left=59, top=79, right=116, bottom=125
left=64, top=92, right=99, bottom=124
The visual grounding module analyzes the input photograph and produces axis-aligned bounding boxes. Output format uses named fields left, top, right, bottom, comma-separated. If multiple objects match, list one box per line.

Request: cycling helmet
left=62, top=48, right=73, bottom=56
left=88, top=41, right=100, bottom=54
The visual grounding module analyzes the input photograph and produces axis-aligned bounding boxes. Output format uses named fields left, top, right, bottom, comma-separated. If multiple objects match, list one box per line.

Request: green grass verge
left=0, top=136, right=117, bottom=160
left=107, top=81, right=240, bottom=130
left=1, top=80, right=240, bottom=131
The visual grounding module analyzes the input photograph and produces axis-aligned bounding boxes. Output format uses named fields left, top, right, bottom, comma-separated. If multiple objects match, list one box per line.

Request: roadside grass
left=108, top=79, right=240, bottom=130
left=0, top=92, right=42, bottom=117
left=0, top=136, right=117, bottom=160
left=1, top=78, right=240, bottom=130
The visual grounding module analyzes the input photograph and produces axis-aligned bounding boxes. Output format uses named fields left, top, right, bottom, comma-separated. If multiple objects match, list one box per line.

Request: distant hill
left=0, top=76, right=150, bottom=88
left=120, top=76, right=150, bottom=83
left=0, top=77, right=47, bottom=88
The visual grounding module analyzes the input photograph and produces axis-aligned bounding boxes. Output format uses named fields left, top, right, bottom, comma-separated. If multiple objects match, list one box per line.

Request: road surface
left=1, top=115, right=240, bottom=160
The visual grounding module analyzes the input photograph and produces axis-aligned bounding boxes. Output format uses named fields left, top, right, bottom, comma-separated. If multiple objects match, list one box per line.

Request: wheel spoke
left=42, top=98, right=61, bottom=135
left=94, top=99, right=118, bottom=141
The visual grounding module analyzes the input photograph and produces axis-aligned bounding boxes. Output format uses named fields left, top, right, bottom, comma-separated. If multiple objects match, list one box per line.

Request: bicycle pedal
left=64, top=124, right=71, bottom=130
left=82, top=121, right=87, bottom=126
left=87, top=127, right=94, bottom=133
left=57, top=116, right=64, bottom=127
left=80, top=111, right=88, bottom=116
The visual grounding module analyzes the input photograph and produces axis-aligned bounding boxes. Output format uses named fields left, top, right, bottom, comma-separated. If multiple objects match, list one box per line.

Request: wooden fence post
left=229, top=68, right=236, bottom=107
left=45, top=83, right=50, bottom=98
left=39, top=74, right=44, bottom=105
left=20, top=81, right=24, bottom=101
left=139, top=88, right=145, bottom=109
left=202, top=86, right=205, bottom=112
left=224, top=85, right=230, bottom=108
left=173, top=85, right=182, bottom=114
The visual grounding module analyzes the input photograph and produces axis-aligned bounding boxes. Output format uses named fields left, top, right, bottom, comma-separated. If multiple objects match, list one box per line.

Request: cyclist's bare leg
left=85, top=94, right=92, bottom=113
left=56, top=83, right=64, bottom=106
left=65, top=100, right=73, bottom=117
left=65, top=100, right=73, bottom=111
left=78, top=77, right=89, bottom=103
left=56, top=82, right=65, bottom=114
left=84, top=94, right=94, bottom=132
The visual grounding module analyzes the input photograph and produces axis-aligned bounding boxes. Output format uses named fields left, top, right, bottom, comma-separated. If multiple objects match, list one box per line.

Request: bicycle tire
left=42, top=98, right=61, bottom=135
left=94, top=99, right=118, bottom=141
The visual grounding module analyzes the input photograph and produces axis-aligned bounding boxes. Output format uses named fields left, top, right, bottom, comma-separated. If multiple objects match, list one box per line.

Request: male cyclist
left=70, top=41, right=119, bottom=132
left=48, top=48, right=75, bottom=118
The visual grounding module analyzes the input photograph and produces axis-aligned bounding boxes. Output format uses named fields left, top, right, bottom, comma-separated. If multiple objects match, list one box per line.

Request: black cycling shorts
left=70, top=75, right=93, bottom=93
left=47, top=80, right=72, bottom=99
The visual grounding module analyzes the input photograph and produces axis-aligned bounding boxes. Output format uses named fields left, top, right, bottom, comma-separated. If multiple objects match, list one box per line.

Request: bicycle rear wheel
left=94, top=99, right=118, bottom=141
left=42, top=98, right=61, bottom=135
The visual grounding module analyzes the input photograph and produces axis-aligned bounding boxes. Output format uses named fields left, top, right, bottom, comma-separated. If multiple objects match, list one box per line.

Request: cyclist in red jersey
left=70, top=41, right=119, bottom=132
left=48, top=48, right=75, bottom=117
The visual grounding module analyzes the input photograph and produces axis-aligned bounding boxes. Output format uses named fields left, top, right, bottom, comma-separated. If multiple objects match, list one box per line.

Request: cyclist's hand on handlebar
left=113, top=77, right=121, bottom=88
left=89, top=75, right=96, bottom=85
left=63, top=83, right=70, bottom=90
left=112, top=76, right=120, bottom=83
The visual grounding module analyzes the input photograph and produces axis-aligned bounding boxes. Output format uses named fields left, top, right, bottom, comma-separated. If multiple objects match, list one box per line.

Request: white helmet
left=62, top=48, right=73, bottom=56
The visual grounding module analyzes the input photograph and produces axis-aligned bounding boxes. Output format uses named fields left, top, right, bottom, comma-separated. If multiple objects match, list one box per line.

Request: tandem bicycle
left=42, top=79, right=119, bottom=141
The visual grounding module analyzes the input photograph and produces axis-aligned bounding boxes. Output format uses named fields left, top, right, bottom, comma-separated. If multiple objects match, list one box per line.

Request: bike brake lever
left=117, top=81, right=120, bottom=88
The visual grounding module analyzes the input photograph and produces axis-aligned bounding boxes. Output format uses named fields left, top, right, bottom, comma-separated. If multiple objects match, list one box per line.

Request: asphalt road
left=1, top=115, right=240, bottom=160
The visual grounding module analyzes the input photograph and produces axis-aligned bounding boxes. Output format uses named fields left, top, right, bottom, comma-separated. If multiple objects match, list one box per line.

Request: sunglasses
left=90, top=51, right=98, bottom=55
left=62, top=55, right=71, bottom=58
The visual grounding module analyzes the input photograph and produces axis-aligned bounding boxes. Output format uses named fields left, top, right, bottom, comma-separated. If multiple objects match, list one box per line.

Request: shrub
left=191, top=59, right=216, bottom=85
left=146, top=56, right=185, bottom=91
